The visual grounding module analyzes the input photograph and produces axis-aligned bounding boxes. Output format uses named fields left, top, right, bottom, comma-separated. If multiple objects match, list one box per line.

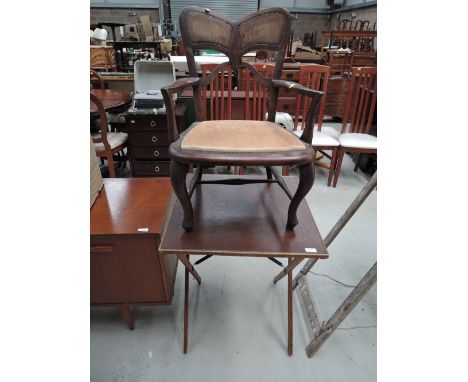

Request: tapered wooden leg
left=354, top=153, right=361, bottom=172
left=120, top=306, right=134, bottom=330
left=170, top=160, right=193, bottom=231
left=266, top=167, right=272, bottom=180
left=328, top=147, right=338, bottom=187
left=288, top=258, right=293, bottom=356
left=287, top=162, right=314, bottom=229
left=106, top=152, right=116, bottom=178
left=332, top=149, right=346, bottom=188
left=184, top=254, right=189, bottom=353
left=282, top=166, right=290, bottom=176
left=239, top=166, right=245, bottom=175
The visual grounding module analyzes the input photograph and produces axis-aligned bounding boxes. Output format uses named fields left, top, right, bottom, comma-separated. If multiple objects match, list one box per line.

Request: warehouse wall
left=330, top=5, right=377, bottom=30
left=292, top=13, right=330, bottom=44
left=90, top=7, right=160, bottom=40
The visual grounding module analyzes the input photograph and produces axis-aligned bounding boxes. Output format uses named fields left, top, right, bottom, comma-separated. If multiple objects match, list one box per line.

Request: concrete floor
left=91, top=138, right=377, bottom=381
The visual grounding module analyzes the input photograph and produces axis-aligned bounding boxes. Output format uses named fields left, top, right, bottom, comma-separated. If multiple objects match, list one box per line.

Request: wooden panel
left=160, top=175, right=328, bottom=258
left=125, top=114, right=168, bottom=131
left=129, top=131, right=169, bottom=146
left=276, top=97, right=296, bottom=113
left=90, top=237, right=127, bottom=304
left=90, top=178, right=172, bottom=236
left=91, top=235, right=167, bottom=304
left=131, top=146, right=171, bottom=160
left=131, top=161, right=171, bottom=177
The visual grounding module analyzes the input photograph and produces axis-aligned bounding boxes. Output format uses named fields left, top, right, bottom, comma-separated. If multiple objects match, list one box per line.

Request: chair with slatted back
left=286, top=64, right=339, bottom=186
left=332, top=67, right=377, bottom=187
left=90, top=69, right=105, bottom=90
left=202, top=62, right=272, bottom=175
left=161, top=7, right=323, bottom=231
left=90, top=92, right=129, bottom=178
left=200, top=63, right=233, bottom=121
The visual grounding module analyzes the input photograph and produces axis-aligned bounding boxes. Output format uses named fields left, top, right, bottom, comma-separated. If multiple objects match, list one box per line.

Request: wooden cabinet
left=125, top=104, right=187, bottom=177
left=90, top=178, right=177, bottom=329
left=324, top=76, right=350, bottom=120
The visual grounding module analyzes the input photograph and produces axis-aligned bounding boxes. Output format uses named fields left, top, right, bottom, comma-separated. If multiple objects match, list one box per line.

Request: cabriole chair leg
left=170, top=160, right=193, bottom=232
left=287, top=162, right=315, bottom=229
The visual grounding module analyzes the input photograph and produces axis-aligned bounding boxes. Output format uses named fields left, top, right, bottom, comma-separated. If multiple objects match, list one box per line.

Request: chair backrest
left=294, top=64, right=330, bottom=131
left=243, top=63, right=273, bottom=121
left=90, top=93, right=110, bottom=150
left=341, top=67, right=377, bottom=134
left=90, top=70, right=104, bottom=90
left=200, top=63, right=233, bottom=120
left=90, top=46, right=117, bottom=72
left=179, top=6, right=292, bottom=123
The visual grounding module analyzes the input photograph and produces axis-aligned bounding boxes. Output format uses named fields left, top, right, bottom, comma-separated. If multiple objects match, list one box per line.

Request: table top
left=159, top=175, right=328, bottom=258
left=90, top=178, right=173, bottom=236
left=90, top=89, right=132, bottom=115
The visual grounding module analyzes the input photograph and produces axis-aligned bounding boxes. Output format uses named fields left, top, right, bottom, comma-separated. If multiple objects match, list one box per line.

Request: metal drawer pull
left=151, top=136, right=158, bottom=142
left=150, top=120, right=156, bottom=127
left=154, top=166, right=160, bottom=172
left=154, top=150, right=160, bottom=157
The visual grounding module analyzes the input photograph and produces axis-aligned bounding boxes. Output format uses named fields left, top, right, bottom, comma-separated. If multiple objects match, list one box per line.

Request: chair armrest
left=272, top=79, right=323, bottom=98
left=161, top=77, right=200, bottom=95
left=161, top=77, right=200, bottom=142
left=272, top=79, right=323, bottom=145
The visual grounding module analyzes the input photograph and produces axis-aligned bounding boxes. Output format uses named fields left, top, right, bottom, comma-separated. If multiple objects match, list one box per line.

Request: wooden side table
left=159, top=175, right=328, bottom=355
left=90, top=178, right=177, bottom=330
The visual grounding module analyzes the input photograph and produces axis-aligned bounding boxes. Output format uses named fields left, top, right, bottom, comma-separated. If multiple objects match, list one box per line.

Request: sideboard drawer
left=131, top=146, right=171, bottom=160
left=91, top=236, right=168, bottom=304
left=129, top=131, right=169, bottom=146
left=132, top=161, right=171, bottom=176
left=125, top=114, right=168, bottom=130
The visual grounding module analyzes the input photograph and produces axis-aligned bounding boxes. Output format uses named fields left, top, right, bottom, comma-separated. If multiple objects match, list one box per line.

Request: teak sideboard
left=90, top=177, right=177, bottom=329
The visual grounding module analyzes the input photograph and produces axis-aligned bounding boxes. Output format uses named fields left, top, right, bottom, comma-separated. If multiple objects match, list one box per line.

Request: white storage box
left=130, top=60, right=176, bottom=113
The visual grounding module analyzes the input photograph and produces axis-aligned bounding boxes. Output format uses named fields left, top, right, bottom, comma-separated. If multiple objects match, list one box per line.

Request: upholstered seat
left=294, top=125, right=340, bottom=139
left=92, top=132, right=128, bottom=152
left=339, top=133, right=377, bottom=149
left=293, top=129, right=340, bottom=147
left=181, top=120, right=305, bottom=152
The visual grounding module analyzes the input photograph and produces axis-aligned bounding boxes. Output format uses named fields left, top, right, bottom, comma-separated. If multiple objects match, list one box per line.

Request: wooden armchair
left=90, top=93, right=129, bottom=177
left=161, top=7, right=323, bottom=232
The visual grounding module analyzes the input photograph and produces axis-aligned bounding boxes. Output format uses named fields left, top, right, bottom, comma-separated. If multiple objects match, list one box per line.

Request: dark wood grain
left=90, top=178, right=172, bottom=235
left=90, top=89, right=132, bottom=116
left=91, top=178, right=178, bottom=329
left=159, top=175, right=328, bottom=258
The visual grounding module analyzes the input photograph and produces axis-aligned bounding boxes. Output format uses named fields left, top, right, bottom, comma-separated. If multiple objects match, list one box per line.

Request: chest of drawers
left=125, top=104, right=187, bottom=177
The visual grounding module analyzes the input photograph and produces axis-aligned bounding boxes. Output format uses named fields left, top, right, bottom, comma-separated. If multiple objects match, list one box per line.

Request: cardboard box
left=138, top=15, right=151, bottom=25
left=90, top=137, right=103, bottom=208
left=294, top=50, right=323, bottom=61
left=124, top=24, right=139, bottom=40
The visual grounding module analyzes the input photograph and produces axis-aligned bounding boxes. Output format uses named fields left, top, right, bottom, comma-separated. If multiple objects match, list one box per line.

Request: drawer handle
left=154, top=166, right=160, bottom=172
left=154, top=150, right=160, bottom=157
left=150, top=120, right=156, bottom=127
left=151, top=136, right=158, bottom=143
left=91, top=245, right=114, bottom=253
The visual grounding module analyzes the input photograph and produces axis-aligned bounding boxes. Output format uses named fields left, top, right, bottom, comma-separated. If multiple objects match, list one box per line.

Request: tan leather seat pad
left=181, top=120, right=306, bottom=152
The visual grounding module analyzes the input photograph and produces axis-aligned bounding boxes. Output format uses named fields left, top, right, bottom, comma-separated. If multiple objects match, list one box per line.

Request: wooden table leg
left=288, top=258, right=293, bottom=356
left=120, top=306, right=134, bottom=331
left=184, top=254, right=189, bottom=353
